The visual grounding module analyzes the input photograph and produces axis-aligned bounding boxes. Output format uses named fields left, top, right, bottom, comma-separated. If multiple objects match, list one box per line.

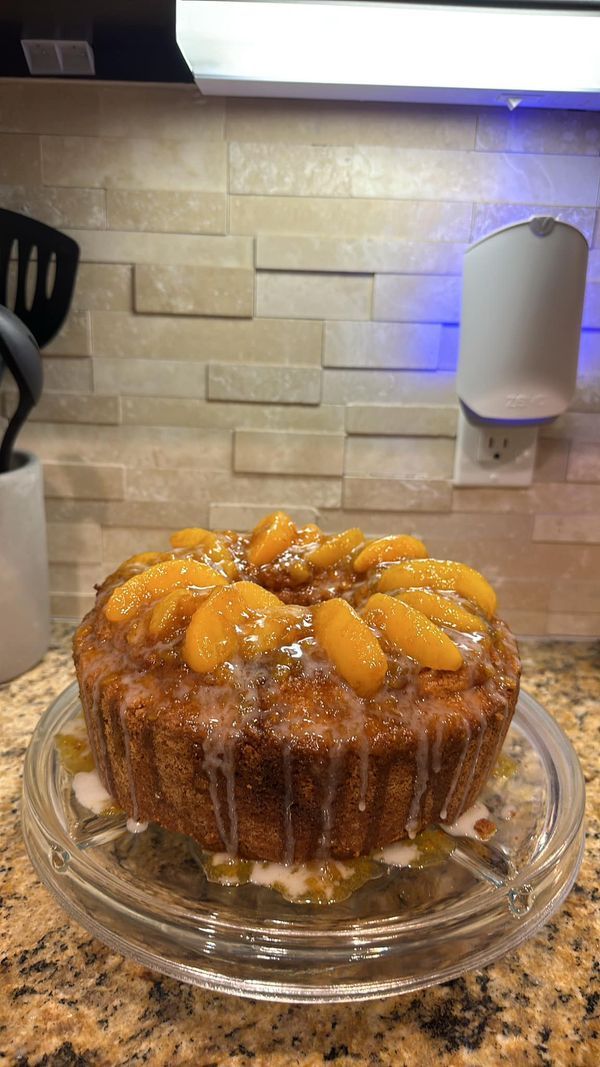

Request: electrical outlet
left=453, top=409, right=538, bottom=487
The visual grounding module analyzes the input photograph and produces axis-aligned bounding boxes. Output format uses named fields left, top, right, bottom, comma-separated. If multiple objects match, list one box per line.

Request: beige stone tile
left=30, top=394, right=120, bottom=425
left=66, top=230, right=252, bottom=267
left=151, top=400, right=344, bottom=432
left=493, top=579, right=552, bottom=612
left=44, top=311, right=91, bottom=356
left=346, top=403, right=457, bottom=436
left=471, top=202, right=596, bottom=245
left=542, top=413, right=600, bottom=442
left=91, top=312, right=321, bottom=364
left=256, top=236, right=464, bottom=275
left=42, top=136, right=226, bottom=191
left=322, top=369, right=457, bottom=405
left=134, top=265, right=254, bottom=318
left=125, top=469, right=342, bottom=509
left=588, top=250, right=600, bottom=283
left=46, top=497, right=211, bottom=530
left=351, top=147, right=599, bottom=206
left=257, top=273, right=372, bottom=321
left=421, top=539, right=600, bottom=581
left=583, top=284, right=600, bottom=329
left=533, top=514, right=600, bottom=543
left=0, top=82, right=101, bottom=135
left=122, top=397, right=207, bottom=428
left=9, top=358, right=92, bottom=395
left=500, top=610, right=548, bottom=636
left=106, top=190, right=226, bottom=234
left=229, top=143, right=353, bottom=197
left=438, top=325, right=459, bottom=370
left=230, top=196, right=473, bottom=242
left=21, top=423, right=231, bottom=471
left=373, top=275, right=461, bottom=323
left=43, top=462, right=125, bottom=500
left=404, top=512, right=534, bottom=543
left=226, top=100, right=476, bottom=148
left=546, top=613, right=600, bottom=637
left=93, top=360, right=206, bottom=399
left=208, top=363, right=321, bottom=405
left=317, top=508, right=432, bottom=536
left=50, top=592, right=96, bottom=619
left=342, top=478, right=452, bottom=513
left=567, top=442, right=600, bottom=482
left=0, top=134, right=41, bottom=183
left=325, top=323, right=441, bottom=370
left=50, top=562, right=106, bottom=594
left=0, top=83, right=221, bottom=141
left=471, top=203, right=596, bottom=246
left=476, top=108, right=600, bottom=155
left=209, top=503, right=319, bottom=530
left=102, top=527, right=173, bottom=564
left=533, top=438, right=570, bottom=483
left=0, top=184, right=106, bottom=229
left=72, top=264, right=132, bottom=312
left=345, top=436, right=454, bottom=480
left=234, top=431, right=344, bottom=476
left=453, top=483, right=600, bottom=514
left=572, top=375, right=600, bottom=414
left=97, top=86, right=224, bottom=140
left=548, top=579, right=600, bottom=614
left=46, top=522, right=103, bottom=563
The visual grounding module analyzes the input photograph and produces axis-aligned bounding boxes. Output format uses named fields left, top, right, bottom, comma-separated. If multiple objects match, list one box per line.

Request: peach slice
left=234, top=581, right=283, bottom=615
left=148, top=587, right=204, bottom=639
left=306, top=527, right=364, bottom=569
left=170, top=527, right=237, bottom=579
left=104, top=559, right=228, bottom=622
left=183, top=587, right=239, bottom=674
left=353, top=534, right=428, bottom=573
left=363, top=593, right=463, bottom=671
left=123, top=551, right=167, bottom=568
left=242, top=606, right=304, bottom=659
left=183, top=582, right=289, bottom=671
left=397, top=589, right=484, bottom=633
left=170, top=527, right=212, bottom=550
left=313, top=598, right=387, bottom=698
left=294, top=523, right=322, bottom=546
left=377, top=560, right=497, bottom=618
left=247, top=511, right=297, bottom=566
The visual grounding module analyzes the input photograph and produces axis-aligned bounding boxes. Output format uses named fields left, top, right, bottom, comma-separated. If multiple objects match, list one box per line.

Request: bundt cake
left=73, top=512, right=520, bottom=863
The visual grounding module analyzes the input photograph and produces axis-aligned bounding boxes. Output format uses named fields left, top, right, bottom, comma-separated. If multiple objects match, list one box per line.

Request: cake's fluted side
left=75, top=635, right=520, bottom=863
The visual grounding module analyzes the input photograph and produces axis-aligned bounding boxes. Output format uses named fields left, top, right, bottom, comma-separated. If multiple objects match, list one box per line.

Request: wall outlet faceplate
left=453, top=408, right=539, bottom=487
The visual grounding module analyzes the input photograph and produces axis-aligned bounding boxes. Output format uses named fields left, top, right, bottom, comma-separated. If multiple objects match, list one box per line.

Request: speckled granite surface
left=0, top=623, right=598, bottom=1067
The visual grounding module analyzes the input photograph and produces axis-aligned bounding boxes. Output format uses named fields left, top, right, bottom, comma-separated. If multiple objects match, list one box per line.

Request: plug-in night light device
left=454, top=218, right=589, bottom=487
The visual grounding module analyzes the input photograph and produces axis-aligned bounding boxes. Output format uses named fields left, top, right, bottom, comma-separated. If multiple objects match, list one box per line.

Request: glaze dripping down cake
left=73, top=512, right=520, bottom=863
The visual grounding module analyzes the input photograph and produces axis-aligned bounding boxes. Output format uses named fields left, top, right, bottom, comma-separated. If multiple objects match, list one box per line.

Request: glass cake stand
left=21, top=681, right=585, bottom=1003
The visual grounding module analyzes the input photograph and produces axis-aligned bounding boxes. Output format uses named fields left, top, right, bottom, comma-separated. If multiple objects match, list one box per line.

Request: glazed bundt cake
left=73, top=512, right=520, bottom=863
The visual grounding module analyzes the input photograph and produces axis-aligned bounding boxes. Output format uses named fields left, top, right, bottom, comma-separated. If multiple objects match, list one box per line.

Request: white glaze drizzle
left=73, top=769, right=113, bottom=815
left=126, top=818, right=148, bottom=834
left=375, top=841, right=419, bottom=866
left=317, top=740, right=343, bottom=858
left=405, top=706, right=431, bottom=838
left=440, top=723, right=471, bottom=822
left=119, top=700, right=139, bottom=822
left=444, top=800, right=491, bottom=839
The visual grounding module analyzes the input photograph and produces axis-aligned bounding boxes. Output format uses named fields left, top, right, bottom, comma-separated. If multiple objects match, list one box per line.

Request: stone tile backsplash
left=0, top=81, right=599, bottom=636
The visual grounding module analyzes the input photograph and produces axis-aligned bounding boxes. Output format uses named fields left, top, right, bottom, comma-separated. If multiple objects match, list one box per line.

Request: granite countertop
left=0, top=623, right=598, bottom=1067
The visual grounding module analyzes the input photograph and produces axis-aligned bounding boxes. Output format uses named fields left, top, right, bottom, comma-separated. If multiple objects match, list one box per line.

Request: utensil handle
left=0, top=392, right=32, bottom=473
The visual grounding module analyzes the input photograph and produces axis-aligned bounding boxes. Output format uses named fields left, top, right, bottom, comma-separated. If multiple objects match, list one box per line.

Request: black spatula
left=0, top=306, right=43, bottom=473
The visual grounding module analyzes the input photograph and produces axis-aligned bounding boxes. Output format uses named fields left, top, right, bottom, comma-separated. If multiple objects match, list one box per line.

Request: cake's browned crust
left=73, top=536, right=520, bottom=862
